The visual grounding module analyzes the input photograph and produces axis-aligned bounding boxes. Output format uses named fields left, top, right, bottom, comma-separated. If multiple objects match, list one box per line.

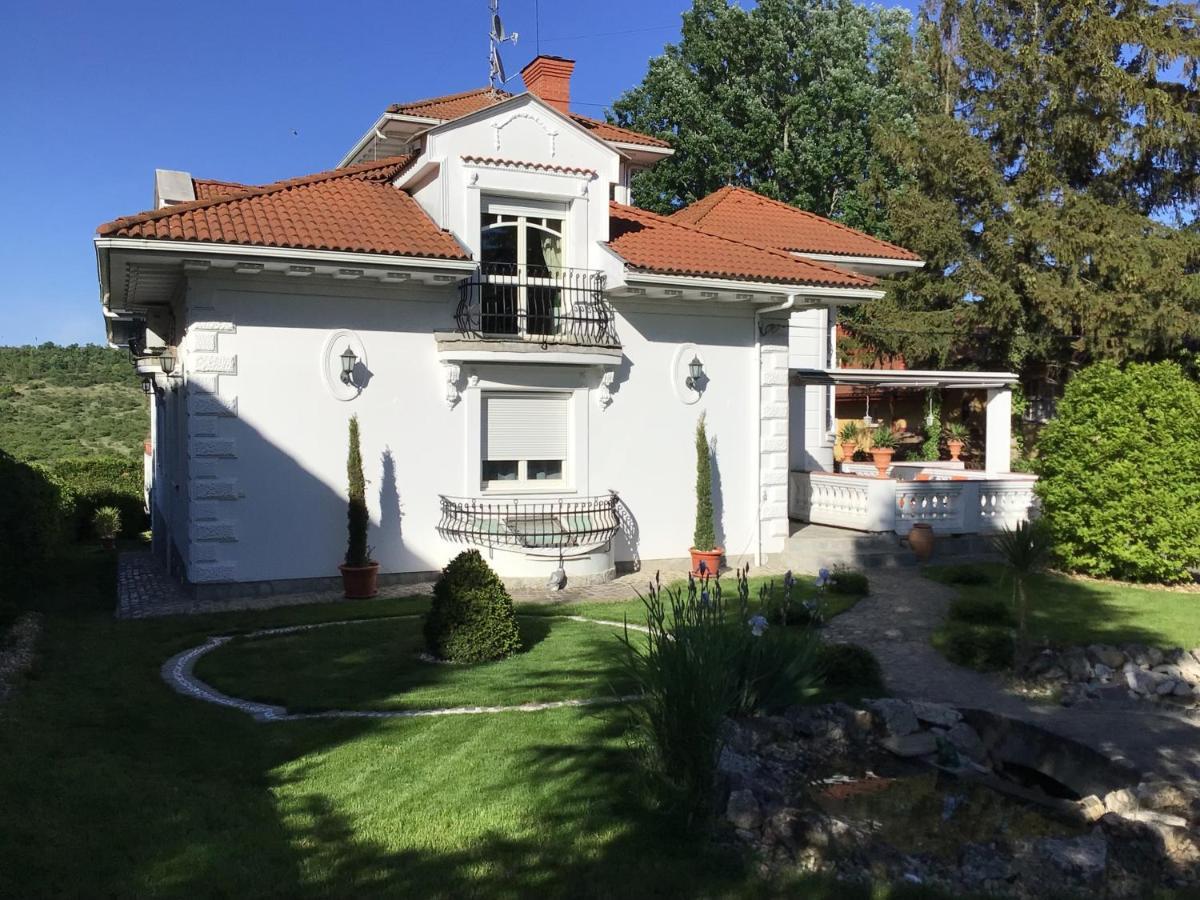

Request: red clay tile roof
left=607, top=203, right=877, bottom=288
left=98, top=156, right=469, bottom=261
left=386, top=87, right=670, bottom=149
left=192, top=178, right=254, bottom=200
left=670, top=186, right=920, bottom=261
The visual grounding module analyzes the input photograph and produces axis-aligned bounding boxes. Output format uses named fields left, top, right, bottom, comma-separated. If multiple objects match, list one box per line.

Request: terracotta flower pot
left=870, top=448, right=895, bottom=479
left=339, top=562, right=380, bottom=599
left=947, top=439, right=964, bottom=462
left=908, top=523, right=934, bottom=562
left=689, top=547, right=724, bottom=578
left=840, top=442, right=857, bottom=468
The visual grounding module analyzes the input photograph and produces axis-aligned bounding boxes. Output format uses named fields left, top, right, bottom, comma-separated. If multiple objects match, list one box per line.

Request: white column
left=985, top=387, right=1012, bottom=473
left=759, top=329, right=791, bottom=559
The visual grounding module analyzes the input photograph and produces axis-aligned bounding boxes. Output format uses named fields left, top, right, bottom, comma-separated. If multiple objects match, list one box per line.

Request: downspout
left=754, top=293, right=796, bottom=566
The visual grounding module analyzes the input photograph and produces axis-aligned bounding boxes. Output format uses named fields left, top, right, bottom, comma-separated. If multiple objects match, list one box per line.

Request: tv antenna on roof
left=488, top=0, right=519, bottom=89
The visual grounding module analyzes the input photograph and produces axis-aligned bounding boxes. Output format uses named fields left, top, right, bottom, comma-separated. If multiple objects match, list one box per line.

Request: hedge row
left=39, top=456, right=145, bottom=539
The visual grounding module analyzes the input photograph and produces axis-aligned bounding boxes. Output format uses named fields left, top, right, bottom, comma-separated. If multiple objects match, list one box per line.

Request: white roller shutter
left=484, top=393, right=568, bottom=460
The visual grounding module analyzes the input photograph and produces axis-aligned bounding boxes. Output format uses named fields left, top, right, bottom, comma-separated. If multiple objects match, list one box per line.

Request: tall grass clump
left=621, top=567, right=821, bottom=824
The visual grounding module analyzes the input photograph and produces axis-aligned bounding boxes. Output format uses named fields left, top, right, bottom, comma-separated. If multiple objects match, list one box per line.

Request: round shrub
left=947, top=595, right=1015, bottom=627
left=829, top=569, right=869, bottom=596
left=1036, top=361, right=1200, bottom=583
left=938, top=622, right=1014, bottom=671
left=424, top=550, right=522, bottom=663
left=817, top=642, right=885, bottom=696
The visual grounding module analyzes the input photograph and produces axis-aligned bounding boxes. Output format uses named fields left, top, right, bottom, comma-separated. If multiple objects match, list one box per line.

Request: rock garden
left=720, top=697, right=1200, bottom=896
left=1025, top=643, right=1200, bottom=708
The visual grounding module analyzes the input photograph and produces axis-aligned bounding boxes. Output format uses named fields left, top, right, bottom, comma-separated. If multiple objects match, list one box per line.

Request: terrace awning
left=790, top=367, right=1019, bottom=389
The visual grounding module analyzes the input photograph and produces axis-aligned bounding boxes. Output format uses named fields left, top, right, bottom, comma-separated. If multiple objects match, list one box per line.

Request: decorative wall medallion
left=492, top=111, right=559, bottom=157
left=321, top=330, right=368, bottom=402
left=671, top=343, right=703, bottom=406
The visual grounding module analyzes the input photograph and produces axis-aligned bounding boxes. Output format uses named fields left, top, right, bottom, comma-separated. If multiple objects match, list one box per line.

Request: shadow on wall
left=710, top=436, right=726, bottom=551
left=377, top=447, right=403, bottom=555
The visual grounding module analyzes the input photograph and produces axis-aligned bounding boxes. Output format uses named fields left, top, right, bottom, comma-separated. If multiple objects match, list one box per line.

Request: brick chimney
left=520, top=55, right=575, bottom=115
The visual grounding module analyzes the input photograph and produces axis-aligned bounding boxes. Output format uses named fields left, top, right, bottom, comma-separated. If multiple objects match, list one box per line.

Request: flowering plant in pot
left=944, top=421, right=969, bottom=461
left=339, top=415, right=379, bottom=598
left=869, top=426, right=896, bottom=478
left=689, top=413, right=723, bottom=577
left=837, top=422, right=860, bottom=469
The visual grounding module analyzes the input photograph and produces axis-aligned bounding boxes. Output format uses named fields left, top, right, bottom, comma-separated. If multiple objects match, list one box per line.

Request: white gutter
left=796, top=253, right=925, bottom=271
left=753, top=293, right=796, bottom=566
left=622, top=272, right=885, bottom=301
left=93, top=237, right=478, bottom=273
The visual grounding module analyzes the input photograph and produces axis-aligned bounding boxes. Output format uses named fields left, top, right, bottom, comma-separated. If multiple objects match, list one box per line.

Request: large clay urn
left=908, top=523, right=935, bottom=562
left=840, top=442, right=857, bottom=469
left=947, top=440, right=964, bottom=462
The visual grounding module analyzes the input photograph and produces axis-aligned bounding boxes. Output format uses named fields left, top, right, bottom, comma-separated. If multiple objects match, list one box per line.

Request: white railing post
left=985, top=387, right=1012, bottom=473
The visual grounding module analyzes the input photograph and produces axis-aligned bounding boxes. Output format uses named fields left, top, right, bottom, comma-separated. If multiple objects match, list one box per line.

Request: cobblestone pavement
left=826, top=569, right=1200, bottom=784
left=118, top=551, right=790, bottom=619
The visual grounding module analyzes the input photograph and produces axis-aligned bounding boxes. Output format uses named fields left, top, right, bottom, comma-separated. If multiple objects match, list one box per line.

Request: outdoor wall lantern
left=158, top=348, right=177, bottom=376
left=685, top=355, right=706, bottom=391
left=340, top=345, right=359, bottom=386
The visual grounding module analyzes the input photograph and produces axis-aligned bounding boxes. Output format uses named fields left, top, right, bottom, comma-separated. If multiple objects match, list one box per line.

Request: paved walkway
left=825, top=570, right=1200, bottom=784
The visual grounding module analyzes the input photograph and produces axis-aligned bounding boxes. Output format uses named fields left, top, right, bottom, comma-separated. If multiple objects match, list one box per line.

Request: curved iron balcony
left=455, top=262, right=619, bottom=348
left=438, top=493, right=621, bottom=552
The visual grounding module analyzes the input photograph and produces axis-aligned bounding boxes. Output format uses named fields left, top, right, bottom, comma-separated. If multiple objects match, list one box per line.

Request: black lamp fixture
left=339, top=346, right=359, bottom=386
left=158, top=348, right=177, bottom=376
left=685, top=355, right=705, bottom=391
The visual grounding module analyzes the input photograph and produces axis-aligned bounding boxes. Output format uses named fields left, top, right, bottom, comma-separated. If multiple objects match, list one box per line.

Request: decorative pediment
left=491, top=111, right=559, bottom=157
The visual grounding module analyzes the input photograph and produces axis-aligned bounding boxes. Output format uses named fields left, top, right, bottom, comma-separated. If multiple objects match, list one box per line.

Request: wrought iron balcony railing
left=455, top=262, right=619, bottom=348
left=438, top=493, right=621, bottom=552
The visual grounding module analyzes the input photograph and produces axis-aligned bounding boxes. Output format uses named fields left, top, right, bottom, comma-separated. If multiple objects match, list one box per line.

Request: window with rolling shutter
left=482, top=392, right=568, bottom=486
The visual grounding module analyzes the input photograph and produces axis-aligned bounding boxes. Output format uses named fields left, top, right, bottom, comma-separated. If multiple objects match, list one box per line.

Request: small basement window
left=482, top=392, right=568, bottom=489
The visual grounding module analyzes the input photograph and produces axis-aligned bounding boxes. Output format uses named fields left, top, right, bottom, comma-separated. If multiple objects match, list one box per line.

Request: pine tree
left=869, top=0, right=1200, bottom=379
left=345, top=415, right=370, bottom=567
left=693, top=414, right=717, bottom=552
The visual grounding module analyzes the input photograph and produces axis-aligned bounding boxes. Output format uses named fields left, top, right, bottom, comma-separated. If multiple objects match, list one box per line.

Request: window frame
left=479, top=389, right=571, bottom=494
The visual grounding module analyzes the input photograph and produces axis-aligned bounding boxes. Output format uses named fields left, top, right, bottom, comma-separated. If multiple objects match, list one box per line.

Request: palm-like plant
left=992, top=519, right=1052, bottom=658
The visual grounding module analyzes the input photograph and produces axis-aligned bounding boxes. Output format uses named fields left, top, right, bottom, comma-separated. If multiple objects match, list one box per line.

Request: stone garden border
left=162, top=613, right=647, bottom=722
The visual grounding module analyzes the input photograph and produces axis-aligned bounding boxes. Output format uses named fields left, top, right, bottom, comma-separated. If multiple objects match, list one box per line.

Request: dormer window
left=479, top=198, right=567, bottom=336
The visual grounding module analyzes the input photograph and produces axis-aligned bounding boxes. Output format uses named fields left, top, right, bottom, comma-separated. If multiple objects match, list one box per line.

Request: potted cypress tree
left=339, top=415, right=379, bottom=598
left=689, top=413, right=723, bottom=577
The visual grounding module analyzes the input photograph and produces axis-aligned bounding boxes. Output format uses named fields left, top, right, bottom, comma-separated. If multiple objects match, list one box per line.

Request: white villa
left=95, top=55, right=1036, bottom=597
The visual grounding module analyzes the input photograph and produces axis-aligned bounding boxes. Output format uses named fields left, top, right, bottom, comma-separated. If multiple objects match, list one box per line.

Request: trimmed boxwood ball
left=817, top=642, right=885, bottom=696
left=424, top=550, right=522, bottom=663
left=1036, top=361, right=1200, bottom=583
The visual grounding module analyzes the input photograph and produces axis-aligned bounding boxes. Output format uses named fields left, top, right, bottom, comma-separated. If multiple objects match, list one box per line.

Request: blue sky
left=0, top=0, right=913, bottom=346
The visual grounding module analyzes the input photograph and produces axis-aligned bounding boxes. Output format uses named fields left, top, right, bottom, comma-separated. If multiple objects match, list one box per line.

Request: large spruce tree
left=867, top=0, right=1200, bottom=378
left=609, top=0, right=914, bottom=233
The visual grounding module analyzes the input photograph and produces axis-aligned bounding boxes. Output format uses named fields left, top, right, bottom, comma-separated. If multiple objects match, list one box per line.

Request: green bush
left=947, top=595, right=1016, bottom=627
left=92, top=506, right=121, bottom=540
left=621, top=569, right=821, bottom=823
left=829, top=568, right=870, bottom=596
left=940, top=564, right=992, bottom=585
left=424, top=550, right=522, bottom=663
left=938, top=621, right=1015, bottom=671
left=1036, top=361, right=1200, bottom=583
left=41, top=456, right=143, bottom=539
left=0, top=449, right=73, bottom=600
left=817, top=643, right=885, bottom=697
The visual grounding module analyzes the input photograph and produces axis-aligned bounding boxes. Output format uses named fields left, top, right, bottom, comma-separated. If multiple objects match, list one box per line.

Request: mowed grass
left=927, top=564, right=1200, bottom=649
left=0, top=550, right=908, bottom=898
left=197, top=615, right=642, bottom=712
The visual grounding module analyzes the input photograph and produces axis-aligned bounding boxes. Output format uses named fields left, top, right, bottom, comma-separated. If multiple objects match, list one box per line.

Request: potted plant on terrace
left=689, top=414, right=723, bottom=577
left=93, top=505, right=120, bottom=551
left=838, top=422, right=860, bottom=469
left=339, top=415, right=379, bottom=599
left=944, top=421, right=969, bottom=462
left=869, top=426, right=896, bottom=478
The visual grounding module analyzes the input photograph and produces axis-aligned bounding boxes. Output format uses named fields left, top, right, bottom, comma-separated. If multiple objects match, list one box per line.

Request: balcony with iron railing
left=437, top=492, right=621, bottom=554
left=447, top=262, right=620, bottom=350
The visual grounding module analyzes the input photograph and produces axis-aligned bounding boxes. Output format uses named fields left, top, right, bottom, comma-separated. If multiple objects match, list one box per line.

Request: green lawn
left=927, top=564, right=1200, bottom=649
left=0, top=549, right=907, bottom=899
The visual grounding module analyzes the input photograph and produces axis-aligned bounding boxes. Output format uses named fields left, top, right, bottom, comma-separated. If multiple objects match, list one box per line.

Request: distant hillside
left=0, top=344, right=147, bottom=463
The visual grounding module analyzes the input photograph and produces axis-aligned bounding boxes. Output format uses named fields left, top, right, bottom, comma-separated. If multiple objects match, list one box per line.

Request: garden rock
left=910, top=700, right=961, bottom=728
left=1037, top=835, right=1108, bottom=883
left=879, top=732, right=938, bottom=758
left=1077, top=795, right=1107, bottom=823
left=945, top=722, right=986, bottom=763
left=1124, top=666, right=1156, bottom=695
left=866, top=698, right=919, bottom=737
left=1087, top=644, right=1126, bottom=669
left=1060, top=647, right=1092, bottom=681
left=1104, top=788, right=1139, bottom=815
left=726, top=789, right=762, bottom=830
